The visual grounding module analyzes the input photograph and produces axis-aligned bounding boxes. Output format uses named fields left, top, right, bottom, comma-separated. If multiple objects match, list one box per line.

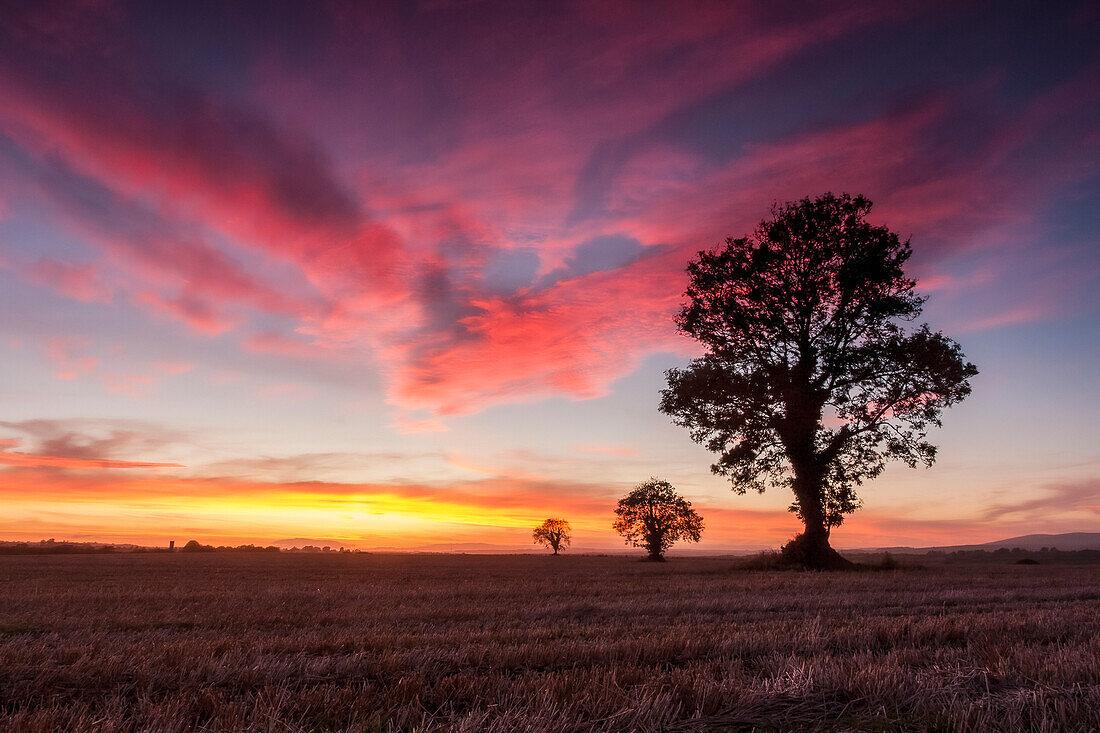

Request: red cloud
left=0, top=57, right=361, bottom=247
left=391, top=249, right=694, bottom=415
left=1, top=4, right=1096, bottom=421
left=0, top=30, right=406, bottom=334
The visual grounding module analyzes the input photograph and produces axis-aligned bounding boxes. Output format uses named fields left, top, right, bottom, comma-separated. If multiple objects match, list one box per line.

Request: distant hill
left=863, top=532, right=1100, bottom=554
left=270, top=538, right=363, bottom=550
left=370, top=542, right=547, bottom=554
left=938, top=532, right=1100, bottom=552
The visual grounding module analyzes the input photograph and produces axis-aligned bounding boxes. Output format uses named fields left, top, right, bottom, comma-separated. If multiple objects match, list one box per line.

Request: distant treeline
left=0, top=539, right=362, bottom=555
left=0, top=540, right=154, bottom=555
left=927, top=547, right=1100, bottom=564
left=178, top=540, right=280, bottom=553
left=179, top=540, right=359, bottom=553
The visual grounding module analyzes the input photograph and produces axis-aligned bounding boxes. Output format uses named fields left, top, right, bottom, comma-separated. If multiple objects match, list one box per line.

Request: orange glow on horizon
left=3, top=465, right=1090, bottom=552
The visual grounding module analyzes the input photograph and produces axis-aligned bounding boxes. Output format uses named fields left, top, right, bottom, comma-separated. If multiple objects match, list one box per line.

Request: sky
left=0, top=0, right=1097, bottom=551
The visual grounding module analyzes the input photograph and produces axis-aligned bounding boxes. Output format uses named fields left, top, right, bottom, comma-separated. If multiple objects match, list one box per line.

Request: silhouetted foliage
left=178, top=540, right=282, bottom=553
left=877, top=552, right=900, bottom=570
left=661, top=193, right=977, bottom=569
left=0, top=541, right=119, bottom=555
left=920, top=548, right=1100, bottom=564
left=612, top=478, right=703, bottom=560
left=532, top=518, right=572, bottom=555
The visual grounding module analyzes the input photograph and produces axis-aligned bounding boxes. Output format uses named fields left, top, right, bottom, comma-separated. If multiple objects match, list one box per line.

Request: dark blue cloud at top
left=536, top=235, right=648, bottom=290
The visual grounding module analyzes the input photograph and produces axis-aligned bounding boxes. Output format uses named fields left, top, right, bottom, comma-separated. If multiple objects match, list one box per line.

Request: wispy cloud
left=983, top=479, right=1100, bottom=521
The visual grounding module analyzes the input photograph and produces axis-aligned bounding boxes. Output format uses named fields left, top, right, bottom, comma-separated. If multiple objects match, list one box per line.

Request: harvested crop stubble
left=0, top=553, right=1097, bottom=731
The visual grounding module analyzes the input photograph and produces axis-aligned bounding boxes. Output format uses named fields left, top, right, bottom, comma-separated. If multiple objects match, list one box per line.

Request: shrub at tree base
left=780, top=534, right=854, bottom=570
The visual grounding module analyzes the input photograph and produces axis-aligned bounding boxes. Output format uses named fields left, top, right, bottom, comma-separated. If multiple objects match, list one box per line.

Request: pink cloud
left=983, top=479, right=1100, bottom=521
left=245, top=331, right=327, bottom=360
left=0, top=436, right=181, bottom=470
left=444, top=450, right=547, bottom=482
left=14, top=76, right=1086, bottom=419
left=134, top=292, right=239, bottom=336
left=102, top=372, right=156, bottom=399
left=0, top=452, right=180, bottom=470
left=1, top=4, right=1096, bottom=421
left=260, top=382, right=311, bottom=400
left=954, top=302, right=1052, bottom=333
left=573, top=444, right=639, bottom=457
left=915, top=265, right=999, bottom=293
left=392, top=415, right=450, bottom=435
left=0, top=59, right=362, bottom=252
left=154, top=361, right=194, bottom=376
left=372, top=84, right=1084, bottom=418
left=5, top=158, right=328, bottom=337
left=45, top=337, right=98, bottom=380
left=27, top=258, right=112, bottom=303
left=390, top=249, right=695, bottom=415
left=0, top=35, right=406, bottom=334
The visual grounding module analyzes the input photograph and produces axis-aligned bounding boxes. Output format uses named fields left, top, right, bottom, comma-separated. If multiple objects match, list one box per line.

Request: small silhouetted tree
left=533, top=518, right=572, bottom=555
left=613, top=478, right=703, bottom=561
left=660, top=193, right=977, bottom=569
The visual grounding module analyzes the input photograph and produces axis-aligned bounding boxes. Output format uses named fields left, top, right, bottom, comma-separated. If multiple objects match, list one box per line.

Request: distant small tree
left=533, top=518, right=572, bottom=555
left=613, top=478, right=703, bottom=561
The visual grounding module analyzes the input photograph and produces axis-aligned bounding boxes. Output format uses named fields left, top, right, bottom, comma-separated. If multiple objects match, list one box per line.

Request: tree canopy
left=660, top=193, right=976, bottom=568
left=612, top=478, right=703, bottom=560
left=532, top=518, right=572, bottom=555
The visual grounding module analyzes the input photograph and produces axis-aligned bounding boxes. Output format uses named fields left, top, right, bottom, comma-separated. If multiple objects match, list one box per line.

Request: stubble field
left=1, top=553, right=1098, bottom=731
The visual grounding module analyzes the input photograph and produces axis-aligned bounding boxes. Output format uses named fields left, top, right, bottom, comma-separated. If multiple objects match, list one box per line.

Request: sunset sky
left=0, top=0, right=1097, bottom=551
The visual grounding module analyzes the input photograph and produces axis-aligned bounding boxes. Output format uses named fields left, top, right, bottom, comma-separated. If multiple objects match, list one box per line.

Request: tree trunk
left=645, top=534, right=665, bottom=561
left=784, top=465, right=852, bottom=570
left=778, top=378, right=850, bottom=569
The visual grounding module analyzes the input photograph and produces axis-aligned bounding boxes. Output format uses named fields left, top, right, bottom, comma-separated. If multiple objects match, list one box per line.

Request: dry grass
left=0, top=553, right=1097, bottom=731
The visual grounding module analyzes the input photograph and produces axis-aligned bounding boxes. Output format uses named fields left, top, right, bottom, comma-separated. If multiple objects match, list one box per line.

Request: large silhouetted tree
left=660, top=193, right=977, bottom=569
left=613, top=478, right=703, bottom=561
left=532, top=518, right=572, bottom=555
